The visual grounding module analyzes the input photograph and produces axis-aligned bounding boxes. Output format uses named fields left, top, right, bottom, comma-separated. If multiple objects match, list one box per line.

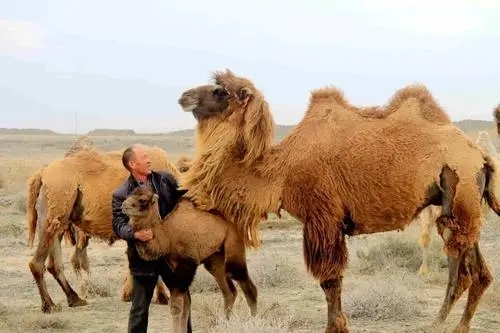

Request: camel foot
left=42, top=301, right=62, bottom=314
left=417, top=264, right=429, bottom=276
left=121, top=290, right=132, bottom=302
left=325, top=314, right=349, bottom=333
left=68, top=297, right=88, bottom=308
left=153, top=293, right=170, bottom=305
left=452, top=323, right=470, bottom=333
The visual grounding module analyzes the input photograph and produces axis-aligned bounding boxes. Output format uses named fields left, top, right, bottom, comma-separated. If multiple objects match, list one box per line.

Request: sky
left=0, top=0, right=499, bottom=134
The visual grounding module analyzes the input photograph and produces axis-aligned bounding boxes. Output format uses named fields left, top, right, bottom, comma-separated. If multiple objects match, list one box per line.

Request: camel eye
left=213, top=87, right=228, bottom=99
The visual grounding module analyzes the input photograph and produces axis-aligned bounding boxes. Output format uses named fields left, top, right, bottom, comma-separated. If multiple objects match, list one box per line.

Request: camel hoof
left=42, top=302, right=62, bottom=314
left=121, top=292, right=132, bottom=302
left=417, top=265, right=429, bottom=276
left=153, top=294, right=169, bottom=305
left=68, top=298, right=88, bottom=308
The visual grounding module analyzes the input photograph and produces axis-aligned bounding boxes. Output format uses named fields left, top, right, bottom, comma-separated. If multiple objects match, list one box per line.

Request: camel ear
left=151, top=194, right=158, bottom=204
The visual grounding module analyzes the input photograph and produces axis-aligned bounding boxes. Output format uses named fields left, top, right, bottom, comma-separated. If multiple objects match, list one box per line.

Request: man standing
left=111, top=144, right=187, bottom=333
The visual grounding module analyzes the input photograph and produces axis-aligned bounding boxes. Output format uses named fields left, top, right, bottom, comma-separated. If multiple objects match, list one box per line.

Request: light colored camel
left=121, top=185, right=257, bottom=332
left=176, top=69, right=500, bottom=333
left=26, top=144, right=173, bottom=308
left=493, top=104, right=500, bottom=138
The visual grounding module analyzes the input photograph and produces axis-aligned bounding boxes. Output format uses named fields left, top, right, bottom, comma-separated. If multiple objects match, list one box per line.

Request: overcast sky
left=1, top=0, right=499, bottom=133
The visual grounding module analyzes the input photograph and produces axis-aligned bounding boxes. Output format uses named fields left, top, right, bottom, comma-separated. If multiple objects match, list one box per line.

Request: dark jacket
left=112, top=170, right=187, bottom=276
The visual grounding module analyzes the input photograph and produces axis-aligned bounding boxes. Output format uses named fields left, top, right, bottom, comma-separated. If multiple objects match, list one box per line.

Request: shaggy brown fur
left=493, top=104, right=500, bottom=137
left=177, top=69, right=500, bottom=333
left=175, top=156, right=193, bottom=173
left=26, top=144, right=180, bottom=313
left=122, top=185, right=258, bottom=326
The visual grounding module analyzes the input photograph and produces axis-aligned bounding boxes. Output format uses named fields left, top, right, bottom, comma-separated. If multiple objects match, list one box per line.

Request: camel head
left=494, top=104, right=500, bottom=137
left=175, top=156, right=193, bottom=173
left=178, top=69, right=275, bottom=165
left=122, top=185, right=160, bottom=230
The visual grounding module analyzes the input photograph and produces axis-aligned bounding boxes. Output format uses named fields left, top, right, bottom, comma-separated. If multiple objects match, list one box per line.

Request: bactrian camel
left=176, top=69, right=500, bottom=333
left=121, top=185, right=257, bottom=332
left=493, top=104, right=500, bottom=138
left=416, top=130, right=499, bottom=276
left=26, top=144, right=174, bottom=309
left=27, top=145, right=251, bottom=317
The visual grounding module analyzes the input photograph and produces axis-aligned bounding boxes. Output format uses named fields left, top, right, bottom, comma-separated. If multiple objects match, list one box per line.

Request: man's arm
left=111, top=192, right=135, bottom=241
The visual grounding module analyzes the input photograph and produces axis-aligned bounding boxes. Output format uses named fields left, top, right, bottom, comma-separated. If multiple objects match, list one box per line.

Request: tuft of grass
left=355, top=234, right=447, bottom=274
left=14, top=193, right=27, bottom=213
left=19, top=313, right=69, bottom=331
left=196, top=298, right=305, bottom=333
left=80, top=278, right=114, bottom=298
left=343, top=271, right=426, bottom=321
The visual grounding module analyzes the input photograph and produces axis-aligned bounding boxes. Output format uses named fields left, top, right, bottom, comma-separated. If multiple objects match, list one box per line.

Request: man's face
left=129, top=148, right=152, bottom=176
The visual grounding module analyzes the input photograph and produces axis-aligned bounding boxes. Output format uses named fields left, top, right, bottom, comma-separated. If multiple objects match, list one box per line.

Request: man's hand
left=134, top=229, right=153, bottom=242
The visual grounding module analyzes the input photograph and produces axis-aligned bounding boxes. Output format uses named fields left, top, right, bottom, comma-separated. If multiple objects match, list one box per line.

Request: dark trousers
left=128, top=274, right=158, bottom=333
left=127, top=272, right=193, bottom=333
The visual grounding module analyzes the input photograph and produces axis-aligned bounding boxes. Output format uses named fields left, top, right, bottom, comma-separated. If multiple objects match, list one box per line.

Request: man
left=112, top=144, right=187, bottom=333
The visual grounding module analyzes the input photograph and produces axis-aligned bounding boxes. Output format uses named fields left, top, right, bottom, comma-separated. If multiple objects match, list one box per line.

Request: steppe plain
left=0, top=122, right=498, bottom=333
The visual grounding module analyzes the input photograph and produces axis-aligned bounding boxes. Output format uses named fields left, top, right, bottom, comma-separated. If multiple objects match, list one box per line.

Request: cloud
left=0, top=20, right=45, bottom=55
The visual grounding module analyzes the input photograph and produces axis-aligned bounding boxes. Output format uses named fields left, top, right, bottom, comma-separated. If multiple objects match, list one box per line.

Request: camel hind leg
left=47, top=234, right=88, bottom=308
left=69, top=226, right=91, bottom=298
left=417, top=206, right=437, bottom=276
left=203, top=251, right=238, bottom=318
left=429, top=165, right=492, bottom=332
left=223, top=228, right=258, bottom=317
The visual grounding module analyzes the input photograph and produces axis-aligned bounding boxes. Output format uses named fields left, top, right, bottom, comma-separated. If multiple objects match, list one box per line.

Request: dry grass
left=0, top=133, right=499, bottom=333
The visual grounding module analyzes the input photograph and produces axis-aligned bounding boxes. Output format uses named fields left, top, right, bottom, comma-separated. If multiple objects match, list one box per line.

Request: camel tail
left=483, top=155, right=500, bottom=216
left=26, top=171, right=42, bottom=248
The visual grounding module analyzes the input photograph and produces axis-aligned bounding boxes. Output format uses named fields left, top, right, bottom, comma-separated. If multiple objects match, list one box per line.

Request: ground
left=0, top=133, right=499, bottom=333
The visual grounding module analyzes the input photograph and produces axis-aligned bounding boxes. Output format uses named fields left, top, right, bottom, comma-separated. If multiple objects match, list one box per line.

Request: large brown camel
left=26, top=145, right=250, bottom=317
left=493, top=104, right=500, bottom=137
left=121, top=185, right=257, bottom=332
left=176, top=69, right=500, bottom=333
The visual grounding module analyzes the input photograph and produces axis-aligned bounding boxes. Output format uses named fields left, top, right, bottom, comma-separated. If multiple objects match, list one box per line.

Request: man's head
left=122, top=144, right=152, bottom=177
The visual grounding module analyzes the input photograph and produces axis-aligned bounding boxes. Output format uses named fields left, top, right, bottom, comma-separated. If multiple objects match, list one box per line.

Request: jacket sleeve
left=111, top=192, right=135, bottom=241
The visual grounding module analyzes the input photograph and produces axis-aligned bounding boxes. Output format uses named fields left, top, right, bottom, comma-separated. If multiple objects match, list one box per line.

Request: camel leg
left=121, top=271, right=133, bottom=302
left=452, top=242, right=493, bottom=333
left=417, top=206, right=438, bottom=276
left=46, top=234, right=88, bottom=308
left=70, top=231, right=90, bottom=298
left=162, top=259, right=197, bottom=333
left=152, top=277, right=170, bottom=305
left=203, top=251, right=238, bottom=318
left=223, top=228, right=258, bottom=317
left=28, top=226, right=60, bottom=313
left=302, top=214, right=349, bottom=333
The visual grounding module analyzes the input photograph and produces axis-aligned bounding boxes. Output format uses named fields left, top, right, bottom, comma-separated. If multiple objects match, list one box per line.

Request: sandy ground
left=0, top=134, right=499, bottom=333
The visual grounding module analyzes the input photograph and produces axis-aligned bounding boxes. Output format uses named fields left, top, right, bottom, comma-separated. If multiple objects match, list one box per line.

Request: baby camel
left=121, top=185, right=257, bottom=333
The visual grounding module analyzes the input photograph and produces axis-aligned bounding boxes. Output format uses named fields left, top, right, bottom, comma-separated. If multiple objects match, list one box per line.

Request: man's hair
left=122, top=146, right=136, bottom=172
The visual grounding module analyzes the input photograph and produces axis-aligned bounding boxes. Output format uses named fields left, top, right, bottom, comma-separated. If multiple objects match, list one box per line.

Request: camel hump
left=308, top=84, right=451, bottom=124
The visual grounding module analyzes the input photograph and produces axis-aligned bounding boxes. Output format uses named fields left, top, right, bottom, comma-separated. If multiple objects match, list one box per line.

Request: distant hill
left=0, top=120, right=496, bottom=140
left=86, top=129, right=137, bottom=136
left=0, top=128, right=58, bottom=135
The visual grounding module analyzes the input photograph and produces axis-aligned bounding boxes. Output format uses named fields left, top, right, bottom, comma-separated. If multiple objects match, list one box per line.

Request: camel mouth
left=178, top=91, right=199, bottom=113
